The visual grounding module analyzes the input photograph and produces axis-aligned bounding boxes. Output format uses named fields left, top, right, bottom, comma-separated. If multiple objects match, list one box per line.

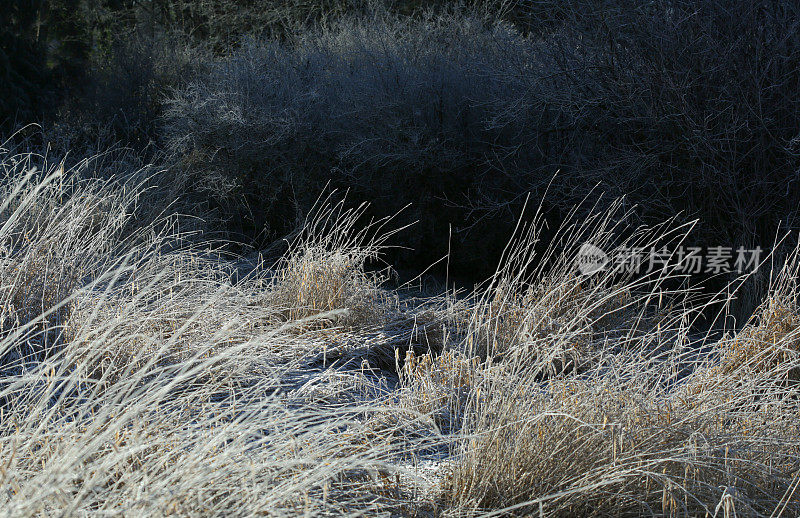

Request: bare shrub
left=163, top=1, right=800, bottom=293
left=162, top=8, right=534, bottom=260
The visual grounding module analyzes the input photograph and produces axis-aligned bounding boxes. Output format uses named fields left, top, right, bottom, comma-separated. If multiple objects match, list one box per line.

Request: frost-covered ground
left=1, top=149, right=800, bottom=517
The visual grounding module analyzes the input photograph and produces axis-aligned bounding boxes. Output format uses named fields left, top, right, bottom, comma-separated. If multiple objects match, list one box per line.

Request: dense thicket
left=0, top=0, right=449, bottom=133
left=163, top=1, right=800, bottom=282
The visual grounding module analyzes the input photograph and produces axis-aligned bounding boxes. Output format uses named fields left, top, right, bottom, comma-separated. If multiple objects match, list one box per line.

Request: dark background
left=3, top=0, right=799, bottom=320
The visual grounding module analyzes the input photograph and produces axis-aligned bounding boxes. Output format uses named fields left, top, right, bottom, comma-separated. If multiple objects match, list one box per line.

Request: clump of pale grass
left=0, top=151, right=154, bottom=374
left=268, top=193, right=406, bottom=330
left=0, top=338, right=425, bottom=515
left=713, top=247, right=800, bottom=384
left=62, top=250, right=283, bottom=384
left=397, top=348, right=479, bottom=436
left=443, top=357, right=800, bottom=516
left=439, top=204, right=800, bottom=516
left=462, top=198, right=690, bottom=377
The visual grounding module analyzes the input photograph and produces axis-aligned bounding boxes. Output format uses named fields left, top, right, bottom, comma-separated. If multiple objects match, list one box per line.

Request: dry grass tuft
left=444, top=362, right=800, bottom=517
left=0, top=159, right=142, bottom=374
left=719, top=296, right=800, bottom=382
left=463, top=199, right=682, bottom=378
left=268, top=194, right=403, bottom=330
